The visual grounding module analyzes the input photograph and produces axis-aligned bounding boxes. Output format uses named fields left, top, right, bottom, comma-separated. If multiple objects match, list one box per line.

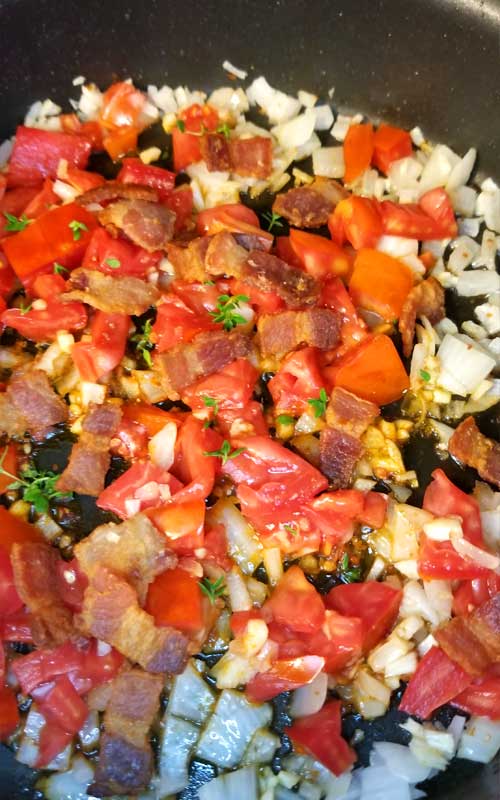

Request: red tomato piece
left=97, top=461, right=174, bottom=520
left=163, top=185, right=194, bottom=233
left=274, top=235, right=305, bottom=269
left=36, top=721, right=73, bottom=767
left=302, top=491, right=361, bottom=548
left=61, top=165, right=105, bottom=194
left=267, top=566, right=325, bottom=635
left=171, top=279, right=221, bottom=316
left=146, top=498, right=205, bottom=555
left=348, top=248, right=414, bottom=321
left=1, top=300, right=87, bottom=342
left=0, top=443, right=17, bottom=494
left=146, top=566, right=205, bottom=635
left=343, top=123, right=374, bottom=184
left=172, top=104, right=219, bottom=171
left=304, top=610, right=364, bottom=674
left=360, top=491, right=388, bottom=529
left=217, top=401, right=269, bottom=438
left=0, top=253, right=17, bottom=298
left=117, top=158, right=176, bottom=200
left=34, top=674, right=88, bottom=734
left=0, top=186, right=42, bottom=240
left=289, top=229, right=351, bottom=279
left=0, top=609, right=33, bottom=643
left=423, top=469, right=483, bottom=545
left=0, top=507, right=42, bottom=555
left=54, top=558, right=88, bottom=613
left=320, top=276, right=368, bottom=359
left=246, top=656, right=325, bottom=702
left=0, top=686, right=20, bottom=740
left=13, top=641, right=85, bottom=695
left=180, top=103, right=219, bottom=134
left=60, top=114, right=103, bottom=150
left=0, top=548, right=23, bottom=616
left=182, top=358, right=258, bottom=412
left=452, top=573, right=500, bottom=617
left=171, top=416, right=222, bottom=503
left=82, top=227, right=161, bottom=277
left=32, top=272, right=66, bottom=300
left=72, top=311, right=130, bottom=382
left=372, top=124, right=413, bottom=174
left=418, top=535, right=491, bottom=580
left=326, top=581, right=402, bottom=652
left=172, top=127, right=203, bottom=172
left=196, top=203, right=273, bottom=249
left=269, top=347, right=326, bottom=415
left=100, top=82, right=146, bottom=131
left=7, top=126, right=92, bottom=188
left=400, top=646, right=472, bottom=719
left=380, top=188, right=457, bottom=240
left=122, top=402, right=183, bottom=437
left=329, top=334, right=409, bottom=406
left=451, top=667, right=500, bottom=720
left=328, top=195, right=384, bottom=251
left=23, top=178, right=59, bottom=219
left=228, top=276, right=284, bottom=314
left=103, top=127, right=139, bottom=161
left=286, top=700, right=356, bottom=776
left=419, top=188, right=458, bottom=236
left=152, top=294, right=215, bottom=353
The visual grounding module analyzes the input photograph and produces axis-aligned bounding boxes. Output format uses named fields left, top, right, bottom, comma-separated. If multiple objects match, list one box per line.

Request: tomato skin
left=326, top=581, right=402, bottom=653
left=0, top=609, right=33, bottom=643
left=0, top=507, right=43, bottom=554
left=82, top=227, right=161, bottom=277
left=348, top=248, right=414, bottom=321
left=0, top=686, right=20, bottom=740
left=286, top=700, right=356, bottom=776
left=0, top=548, right=23, bottom=616
left=54, top=558, right=88, bottom=613
left=380, top=188, right=457, bottom=240
left=360, top=491, right=387, bottom=529
left=182, top=358, right=258, bottom=412
left=304, top=610, right=364, bottom=674
left=164, top=186, right=194, bottom=233
left=23, top=178, right=59, bottom=219
left=418, top=535, right=490, bottom=580
left=400, top=646, right=472, bottom=719
left=289, top=229, right=351, bottom=279
left=451, top=667, right=500, bottom=720
left=0, top=443, right=17, bottom=494
left=122, top=402, right=183, bottom=437
left=419, top=188, right=458, bottom=236
left=245, top=655, right=325, bottom=702
left=328, top=195, right=383, bottom=250
left=117, top=157, right=176, bottom=200
left=146, top=566, right=205, bottom=635
left=453, top=574, right=500, bottom=617
left=1, top=300, right=87, bottom=342
left=0, top=186, right=42, bottom=240
left=60, top=114, right=103, bottom=150
left=171, top=416, right=222, bottom=503
left=97, top=461, right=175, bottom=520
left=269, top=347, right=326, bottom=415
left=34, top=674, right=88, bottom=734
left=146, top=499, right=205, bottom=555
left=196, top=203, right=273, bottom=249
left=100, top=82, right=146, bottom=130
left=267, top=566, right=326, bottom=635
left=72, top=311, right=130, bottom=382
left=7, top=126, right=92, bottom=188
left=227, top=277, right=284, bottom=314
left=343, top=123, right=374, bottom=184
left=152, top=295, right=215, bottom=353
left=423, top=469, right=482, bottom=545
left=37, top=722, right=73, bottom=767
left=172, top=104, right=219, bottom=171
left=372, top=124, right=412, bottom=174
left=0, top=253, right=17, bottom=298
left=330, top=334, right=409, bottom=406
left=32, top=273, right=66, bottom=300
left=103, top=127, right=139, bottom=161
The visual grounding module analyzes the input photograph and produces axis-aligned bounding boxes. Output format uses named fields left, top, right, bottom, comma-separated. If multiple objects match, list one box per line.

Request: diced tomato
left=196, top=203, right=273, bottom=249
left=164, top=186, right=194, bottom=233
left=23, top=178, right=59, bottom=219
left=217, top=401, right=269, bottom=438
left=418, top=535, right=490, bottom=580
left=269, top=347, right=326, bottom=415
left=328, top=334, right=409, bottom=406
left=146, top=498, right=205, bottom=555
left=171, top=416, right=222, bottom=502
left=122, top=402, right=183, bottom=437
left=152, top=294, right=215, bottom=353
left=100, top=81, right=146, bottom=131
left=227, top=277, right=284, bottom=315
left=451, top=667, right=500, bottom=720
left=289, top=229, right=351, bottom=279
left=58, top=164, right=104, bottom=194
left=146, top=566, right=205, bottom=635
left=171, top=279, right=221, bottom=316
left=400, top=646, right=472, bottom=719
left=182, top=358, right=258, bottom=412
left=0, top=548, right=23, bottom=616
left=380, top=188, right=457, bottom=240
left=60, top=114, right=103, bottom=150
left=419, top=188, right=458, bottom=235
left=0, top=609, right=33, bottom=643
left=0, top=507, right=42, bottom=555
left=0, top=443, right=17, bottom=494
left=320, top=276, right=368, bottom=359
left=34, top=674, right=88, bottom=734
left=72, top=311, right=130, bottom=382
left=267, top=566, right=325, bottom=635
left=246, top=655, right=325, bottom=702
left=1, top=201, right=97, bottom=282
left=97, top=461, right=175, bottom=520
left=180, top=103, right=219, bottom=134
left=103, top=126, right=140, bottom=161
left=348, top=248, right=414, bottom=321
left=1, top=300, right=87, bottom=342
left=172, top=104, right=219, bottom=171
left=328, top=196, right=384, bottom=251
left=0, top=253, right=17, bottom=298
left=117, top=158, right=176, bottom=200
left=301, top=491, right=360, bottom=550
left=54, top=558, right=88, bottom=613
left=0, top=185, right=43, bottom=240
left=7, top=127, right=92, bottom=188
left=37, top=721, right=73, bottom=767
left=32, top=272, right=66, bottom=300
left=0, top=686, right=20, bottom=740
left=82, top=227, right=161, bottom=277
left=286, top=700, right=356, bottom=776
left=360, top=491, right=387, bottom=529
left=343, top=124, right=374, bottom=184
left=304, top=610, right=364, bottom=674
left=452, top=573, right=500, bottom=617
left=230, top=609, right=263, bottom=637
left=372, top=124, right=413, bottom=174
left=203, top=524, right=232, bottom=571
left=172, top=127, right=203, bottom=172
left=326, top=581, right=402, bottom=652
left=423, top=469, right=483, bottom=545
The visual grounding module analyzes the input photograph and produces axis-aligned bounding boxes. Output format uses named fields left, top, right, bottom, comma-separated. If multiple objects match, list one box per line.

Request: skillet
left=0, top=0, right=499, bottom=798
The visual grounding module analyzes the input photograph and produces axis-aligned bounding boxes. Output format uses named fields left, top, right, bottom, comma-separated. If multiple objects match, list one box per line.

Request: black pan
left=0, top=1, right=499, bottom=798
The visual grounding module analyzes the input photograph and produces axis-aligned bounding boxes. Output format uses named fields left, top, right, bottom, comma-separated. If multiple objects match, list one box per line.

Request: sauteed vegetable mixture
left=0, top=69, right=499, bottom=800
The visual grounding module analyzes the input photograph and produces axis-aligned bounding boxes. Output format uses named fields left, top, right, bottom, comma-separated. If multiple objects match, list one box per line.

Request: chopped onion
left=158, top=714, right=200, bottom=796
left=246, top=77, right=301, bottom=124
left=78, top=711, right=100, bottom=752
left=199, top=766, right=258, bottom=800
left=290, top=672, right=328, bottom=718
left=313, top=105, right=334, bottom=131
left=456, top=269, right=500, bottom=297
left=44, top=756, right=94, bottom=800
left=360, top=764, right=412, bottom=800
left=312, top=146, right=345, bottom=179
left=450, top=528, right=500, bottom=570
left=209, top=500, right=263, bottom=575
left=272, top=108, right=316, bottom=149
left=423, top=579, right=453, bottom=624
left=148, top=420, right=177, bottom=469
left=447, top=714, right=467, bottom=746
left=437, top=333, right=495, bottom=396
left=445, top=147, right=476, bottom=191
left=372, top=742, right=431, bottom=783
left=243, top=727, right=280, bottom=765
left=168, top=660, right=215, bottom=724
left=458, top=716, right=500, bottom=763
left=263, top=547, right=283, bottom=586
left=419, top=144, right=460, bottom=194
left=196, top=690, right=272, bottom=767
left=377, top=235, right=419, bottom=258
left=423, top=516, right=462, bottom=542
left=481, top=510, right=500, bottom=553
left=226, top=568, right=252, bottom=611
left=222, top=59, right=248, bottom=80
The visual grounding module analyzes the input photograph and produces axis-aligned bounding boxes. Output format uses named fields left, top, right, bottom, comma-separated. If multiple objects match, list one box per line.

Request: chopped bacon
left=98, top=199, right=175, bottom=251
left=57, top=403, right=123, bottom=497
left=229, top=136, right=273, bottom=179
left=10, top=542, right=74, bottom=647
left=257, top=308, right=340, bottom=357
left=326, top=387, right=379, bottom=438
left=449, top=416, right=500, bottom=489
left=6, top=369, right=68, bottom=439
left=90, top=669, right=162, bottom=797
left=233, top=231, right=273, bottom=252
left=78, top=567, right=188, bottom=673
left=245, top=250, right=319, bottom=308
left=0, top=393, right=28, bottom=438
left=76, top=181, right=158, bottom=206
left=399, top=276, right=445, bottom=357
left=158, top=330, right=253, bottom=399
left=63, top=268, right=159, bottom=315
left=167, top=237, right=211, bottom=282
left=74, top=514, right=175, bottom=604
left=319, top=427, right=363, bottom=488
left=436, top=594, right=500, bottom=676
left=205, top=232, right=248, bottom=278
left=200, top=133, right=231, bottom=171
left=273, top=178, right=348, bottom=228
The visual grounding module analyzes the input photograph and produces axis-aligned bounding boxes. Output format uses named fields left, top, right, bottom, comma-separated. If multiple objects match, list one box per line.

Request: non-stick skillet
left=0, top=1, right=499, bottom=798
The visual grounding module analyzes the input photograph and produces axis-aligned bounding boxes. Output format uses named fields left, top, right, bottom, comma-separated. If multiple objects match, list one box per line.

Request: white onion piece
left=447, top=714, right=467, bottom=746
left=377, top=235, right=419, bottom=258
left=372, top=742, right=432, bottom=783
left=359, top=764, right=412, bottom=800
left=313, top=105, right=334, bottom=130
left=243, top=728, right=280, bottom=765
left=209, top=499, right=262, bottom=574
left=481, top=510, right=500, bottom=553
left=196, top=690, right=271, bottom=767
left=44, top=756, right=94, bottom=800
left=437, top=333, right=495, bottom=396
left=445, top=147, right=476, bottom=191
left=246, top=76, right=300, bottom=124
left=450, top=529, right=500, bottom=570
left=419, top=144, right=460, bottom=194
left=423, top=579, right=453, bottom=624
left=168, top=660, right=215, bottom=724
left=290, top=672, right=328, bottom=718
left=158, top=714, right=199, bottom=796
left=312, top=146, right=345, bottom=179
left=199, top=766, right=258, bottom=800
left=226, top=569, right=252, bottom=611
left=458, top=716, right=500, bottom=763
left=456, top=270, right=500, bottom=297
left=272, top=108, right=316, bottom=149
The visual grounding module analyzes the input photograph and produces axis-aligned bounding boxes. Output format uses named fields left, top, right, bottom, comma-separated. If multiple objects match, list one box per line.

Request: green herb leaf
left=176, top=119, right=186, bottom=133
left=419, top=369, right=431, bottom=382
left=131, top=319, right=154, bottom=368
left=0, top=448, right=73, bottom=513
left=19, top=302, right=32, bottom=315
left=204, top=280, right=215, bottom=286
left=199, top=576, right=226, bottom=605
left=262, top=210, right=284, bottom=233
left=307, top=387, right=329, bottom=418
left=216, top=122, right=232, bottom=139
left=204, top=439, right=245, bottom=466
left=202, top=395, right=219, bottom=429
left=209, top=294, right=250, bottom=332
left=53, top=262, right=69, bottom=275
left=3, top=212, right=32, bottom=232
left=276, top=414, right=295, bottom=426
left=105, top=257, right=121, bottom=269
left=283, top=523, right=299, bottom=537
left=68, top=220, right=88, bottom=241
left=339, top=552, right=362, bottom=583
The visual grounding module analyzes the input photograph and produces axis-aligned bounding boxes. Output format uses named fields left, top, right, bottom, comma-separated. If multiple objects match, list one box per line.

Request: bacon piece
left=229, top=136, right=273, bottom=179
left=200, top=133, right=231, bottom=171
left=0, top=393, right=28, bottom=438
left=245, top=250, right=319, bottom=308
left=436, top=594, right=500, bottom=675
left=167, top=237, right=211, bottom=282
left=57, top=403, right=123, bottom=497
left=98, top=199, right=175, bottom=251
left=233, top=231, right=273, bottom=252
left=467, top=593, right=500, bottom=663
left=399, top=276, right=445, bottom=357
left=326, top=387, right=379, bottom=438
left=74, top=514, right=175, bottom=603
left=62, top=268, right=159, bottom=315
left=319, top=427, right=363, bottom=488
left=10, top=542, right=74, bottom=647
left=77, top=181, right=158, bottom=206
left=273, top=178, right=348, bottom=228
left=205, top=232, right=248, bottom=278
left=6, top=369, right=68, bottom=439
left=78, top=567, right=188, bottom=673
left=257, top=308, right=340, bottom=357
left=449, top=416, right=500, bottom=489
left=90, top=669, right=162, bottom=796
left=158, top=330, right=252, bottom=399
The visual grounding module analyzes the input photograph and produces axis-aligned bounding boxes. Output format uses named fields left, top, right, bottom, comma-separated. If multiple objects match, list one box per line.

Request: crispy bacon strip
left=449, top=416, right=500, bottom=489
left=319, top=427, right=364, bottom=489
left=158, top=330, right=252, bottom=399
left=0, top=393, right=28, bottom=438
left=5, top=369, right=68, bottom=440
left=167, top=237, right=211, bottom=282
left=57, top=403, right=122, bottom=497
left=257, top=308, right=340, bottom=357
left=272, top=178, right=348, bottom=228
left=399, top=276, right=445, bottom=357
left=245, top=250, right=319, bottom=308
left=74, top=514, right=175, bottom=604
left=98, top=199, right=175, bottom=251
left=90, top=669, right=162, bottom=797
left=78, top=566, right=188, bottom=674
left=62, top=268, right=159, bottom=315
left=200, top=133, right=231, bottom=171
left=326, top=387, right=379, bottom=438
left=76, top=181, right=159, bottom=206
left=228, top=136, right=273, bottom=179
left=205, top=232, right=248, bottom=278
left=436, top=594, right=500, bottom=676
left=11, top=542, right=74, bottom=647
